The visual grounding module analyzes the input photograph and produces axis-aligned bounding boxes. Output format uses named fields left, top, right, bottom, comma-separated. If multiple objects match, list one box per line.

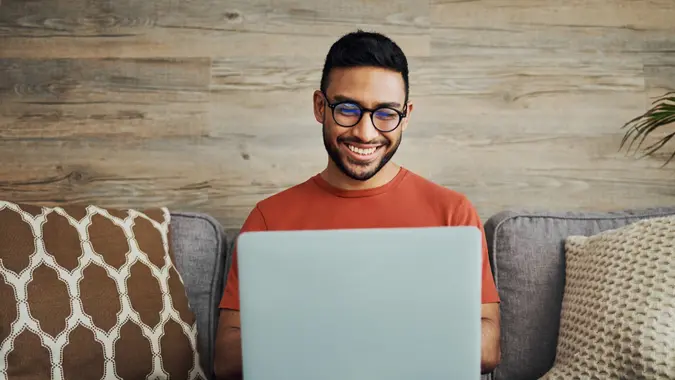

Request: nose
left=351, top=112, right=380, bottom=143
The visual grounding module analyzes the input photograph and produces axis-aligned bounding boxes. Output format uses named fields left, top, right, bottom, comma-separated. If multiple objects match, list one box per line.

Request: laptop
left=237, top=226, right=483, bottom=380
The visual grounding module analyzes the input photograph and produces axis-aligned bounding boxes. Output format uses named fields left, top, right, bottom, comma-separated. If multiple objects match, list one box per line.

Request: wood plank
left=407, top=51, right=646, bottom=130
left=0, top=136, right=319, bottom=229
left=0, top=58, right=210, bottom=102
left=411, top=91, right=645, bottom=138
left=3, top=51, right=670, bottom=229
left=432, top=0, right=675, bottom=30
left=204, top=87, right=648, bottom=159
left=211, top=56, right=323, bottom=92
left=0, top=102, right=209, bottom=142
left=0, top=58, right=210, bottom=141
left=0, top=0, right=430, bottom=58
left=636, top=54, right=675, bottom=164
left=409, top=52, right=645, bottom=98
left=0, top=33, right=430, bottom=59
left=205, top=52, right=672, bottom=224
left=644, top=54, right=675, bottom=97
left=209, top=52, right=647, bottom=137
left=3, top=0, right=675, bottom=231
left=1, top=134, right=672, bottom=229
left=208, top=56, right=323, bottom=140
left=0, top=145, right=675, bottom=228
left=431, top=0, right=675, bottom=53
left=205, top=52, right=665, bottom=223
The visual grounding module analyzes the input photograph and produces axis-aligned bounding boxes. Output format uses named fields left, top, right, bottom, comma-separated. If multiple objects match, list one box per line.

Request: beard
left=322, top=123, right=401, bottom=181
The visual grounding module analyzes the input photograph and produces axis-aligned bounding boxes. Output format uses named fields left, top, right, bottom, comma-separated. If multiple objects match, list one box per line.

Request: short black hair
left=320, top=30, right=409, bottom=103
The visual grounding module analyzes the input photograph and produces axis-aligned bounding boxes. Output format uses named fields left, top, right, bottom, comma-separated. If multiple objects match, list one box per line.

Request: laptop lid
left=237, top=226, right=482, bottom=380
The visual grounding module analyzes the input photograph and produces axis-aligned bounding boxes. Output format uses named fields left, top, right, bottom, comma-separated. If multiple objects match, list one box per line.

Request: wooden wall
left=1, top=0, right=675, bottom=233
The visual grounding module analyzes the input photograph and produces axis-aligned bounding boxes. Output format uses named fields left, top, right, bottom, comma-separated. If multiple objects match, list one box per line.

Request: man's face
left=314, top=66, right=411, bottom=181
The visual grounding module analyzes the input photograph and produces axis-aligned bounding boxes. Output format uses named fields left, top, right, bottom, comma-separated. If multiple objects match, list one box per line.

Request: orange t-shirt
left=219, top=167, right=500, bottom=310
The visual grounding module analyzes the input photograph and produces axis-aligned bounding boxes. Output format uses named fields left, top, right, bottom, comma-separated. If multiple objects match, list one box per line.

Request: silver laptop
left=237, top=226, right=483, bottom=380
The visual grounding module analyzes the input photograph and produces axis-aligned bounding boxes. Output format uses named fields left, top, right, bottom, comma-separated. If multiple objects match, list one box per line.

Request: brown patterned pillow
left=0, top=201, right=206, bottom=379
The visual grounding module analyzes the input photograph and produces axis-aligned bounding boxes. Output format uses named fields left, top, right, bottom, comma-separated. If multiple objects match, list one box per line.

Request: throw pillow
left=0, top=201, right=206, bottom=379
left=540, top=215, right=675, bottom=380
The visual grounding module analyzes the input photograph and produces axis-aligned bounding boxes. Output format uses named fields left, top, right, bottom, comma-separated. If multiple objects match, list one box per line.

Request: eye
left=335, top=103, right=361, bottom=116
left=374, top=108, right=398, bottom=120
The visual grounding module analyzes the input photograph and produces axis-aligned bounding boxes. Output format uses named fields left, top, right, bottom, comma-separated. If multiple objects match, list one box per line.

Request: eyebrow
left=331, top=94, right=402, bottom=109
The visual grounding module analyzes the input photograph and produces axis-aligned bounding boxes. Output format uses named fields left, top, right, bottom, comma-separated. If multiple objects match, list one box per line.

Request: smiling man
left=214, top=30, right=501, bottom=380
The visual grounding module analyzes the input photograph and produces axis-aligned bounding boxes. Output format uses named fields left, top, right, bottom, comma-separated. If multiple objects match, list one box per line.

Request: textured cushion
left=540, top=216, right=675, bottom=379
left=0, top=201, right=206, bottom=379
left=170, top=212, right=227, bottom=380
left=483, top=207, right=675, bottom=380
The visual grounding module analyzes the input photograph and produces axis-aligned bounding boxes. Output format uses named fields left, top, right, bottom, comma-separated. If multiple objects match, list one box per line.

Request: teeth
left=347, top=145, right=377, bottom=155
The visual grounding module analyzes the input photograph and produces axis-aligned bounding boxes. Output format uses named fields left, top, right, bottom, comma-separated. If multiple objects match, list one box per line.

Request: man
left=214, top=30, right=501, bottom=379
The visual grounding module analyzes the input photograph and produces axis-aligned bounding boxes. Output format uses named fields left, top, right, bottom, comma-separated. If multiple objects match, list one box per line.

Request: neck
left=320, top=161, right=401, bottom=191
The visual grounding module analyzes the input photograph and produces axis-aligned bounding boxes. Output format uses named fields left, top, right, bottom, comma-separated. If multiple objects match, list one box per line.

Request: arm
left=214, top=205, right=268, bottom=380
left=449, top=196, right=502, bottom=374
left=214, top=310, right=243, bottom=380
left=481, top=302, right=501, bottom=374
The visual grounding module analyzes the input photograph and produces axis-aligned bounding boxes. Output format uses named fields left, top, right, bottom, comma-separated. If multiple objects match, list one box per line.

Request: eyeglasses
left=322, top=92, right=407, bottom=133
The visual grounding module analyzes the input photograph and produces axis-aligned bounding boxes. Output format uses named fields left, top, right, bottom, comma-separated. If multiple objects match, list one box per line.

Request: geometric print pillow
left=0, top=201, right=206, bottom=379
left=539, top=215, right=675, bottom=380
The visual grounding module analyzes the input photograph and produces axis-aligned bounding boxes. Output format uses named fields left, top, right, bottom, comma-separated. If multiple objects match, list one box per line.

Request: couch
left=168, top=212, right=229, bottom=380
left=484, top=206, right=675, bottom=380
left=4, top=205, right=671, bottom=379
left=175, top=205, right=674, bottom=380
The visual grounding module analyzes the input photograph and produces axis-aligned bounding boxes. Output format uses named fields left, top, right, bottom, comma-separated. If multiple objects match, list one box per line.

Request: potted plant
left=620, top=91, right=675, bottom=166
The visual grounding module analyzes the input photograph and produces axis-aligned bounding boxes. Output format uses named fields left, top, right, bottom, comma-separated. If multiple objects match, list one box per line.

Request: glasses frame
left=322, top=91, right=407, bottom=133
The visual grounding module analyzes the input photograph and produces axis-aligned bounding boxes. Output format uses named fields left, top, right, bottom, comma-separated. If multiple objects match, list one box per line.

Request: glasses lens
left=333, top=103, right=361, bottom=127
left=373, top=108, right=400, bottom=132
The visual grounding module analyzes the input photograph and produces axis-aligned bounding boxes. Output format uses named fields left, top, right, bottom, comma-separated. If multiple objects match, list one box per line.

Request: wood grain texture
left=0, top=0, right=430, bottom=58
left=639, top=53, right=675, bottom=163
left=644, top=54, right=675, bottom=96
left=1, top=0, right=675, bottom=230
left=431, top=0, right=675, bottom=53
left=0, top=58, right=211, bottom=141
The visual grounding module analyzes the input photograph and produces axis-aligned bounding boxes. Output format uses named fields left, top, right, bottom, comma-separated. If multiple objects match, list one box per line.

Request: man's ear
left=313, top=90, right=325, bottom=124
left=401, top=101, right=414, bottom=132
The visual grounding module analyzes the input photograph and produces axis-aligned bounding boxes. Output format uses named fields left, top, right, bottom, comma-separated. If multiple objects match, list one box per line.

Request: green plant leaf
left=620, top=91, right=675, bottom=165
left=631, top=113, right=675, bottom=154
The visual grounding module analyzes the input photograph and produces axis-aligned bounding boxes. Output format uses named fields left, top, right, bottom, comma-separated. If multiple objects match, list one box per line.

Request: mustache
left=337, top=136, right=389, bottom=146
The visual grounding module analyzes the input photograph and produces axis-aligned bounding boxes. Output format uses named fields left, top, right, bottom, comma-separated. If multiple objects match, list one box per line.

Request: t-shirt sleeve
left=452, top=197, right=500, bottom=304
left=219, top=205, right=268, bottom=310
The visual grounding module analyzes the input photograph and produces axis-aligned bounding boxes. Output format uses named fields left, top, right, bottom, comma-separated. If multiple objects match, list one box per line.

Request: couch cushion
left=483, top=207, right=675, bottom=380
left=170, top=212, right=227, bottom=380
left=0, top=201, right=206, bottom=379
left=540, top=216, right=675, bottom=379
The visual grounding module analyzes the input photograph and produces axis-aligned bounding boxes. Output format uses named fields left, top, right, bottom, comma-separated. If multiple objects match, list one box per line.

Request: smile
left=347, top=145, right=377, bottom=155
left=342, top=143, right=383, bottom=162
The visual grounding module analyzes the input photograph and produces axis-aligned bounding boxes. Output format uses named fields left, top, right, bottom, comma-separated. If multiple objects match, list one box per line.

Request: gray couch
left=169, top=212, right=228, bottom=380
left=171, top=207, right=675, bottom=380
left=484, top=207, right=675, bottom=380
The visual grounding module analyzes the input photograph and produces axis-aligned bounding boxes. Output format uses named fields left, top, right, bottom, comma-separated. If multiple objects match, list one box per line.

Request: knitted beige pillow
left=540, top=215, right=675, bottom=380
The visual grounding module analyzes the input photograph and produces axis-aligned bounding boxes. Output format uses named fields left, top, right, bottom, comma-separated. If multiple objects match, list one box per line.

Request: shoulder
left=242, top=176, right=319, bottom=228
left=239, top=177, right=316, bottom=232
left=402, top=169, right=479, bottom=224
left=256, top=176, right=317, bottom=211
left=403, top=169, right=470, bottom=205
